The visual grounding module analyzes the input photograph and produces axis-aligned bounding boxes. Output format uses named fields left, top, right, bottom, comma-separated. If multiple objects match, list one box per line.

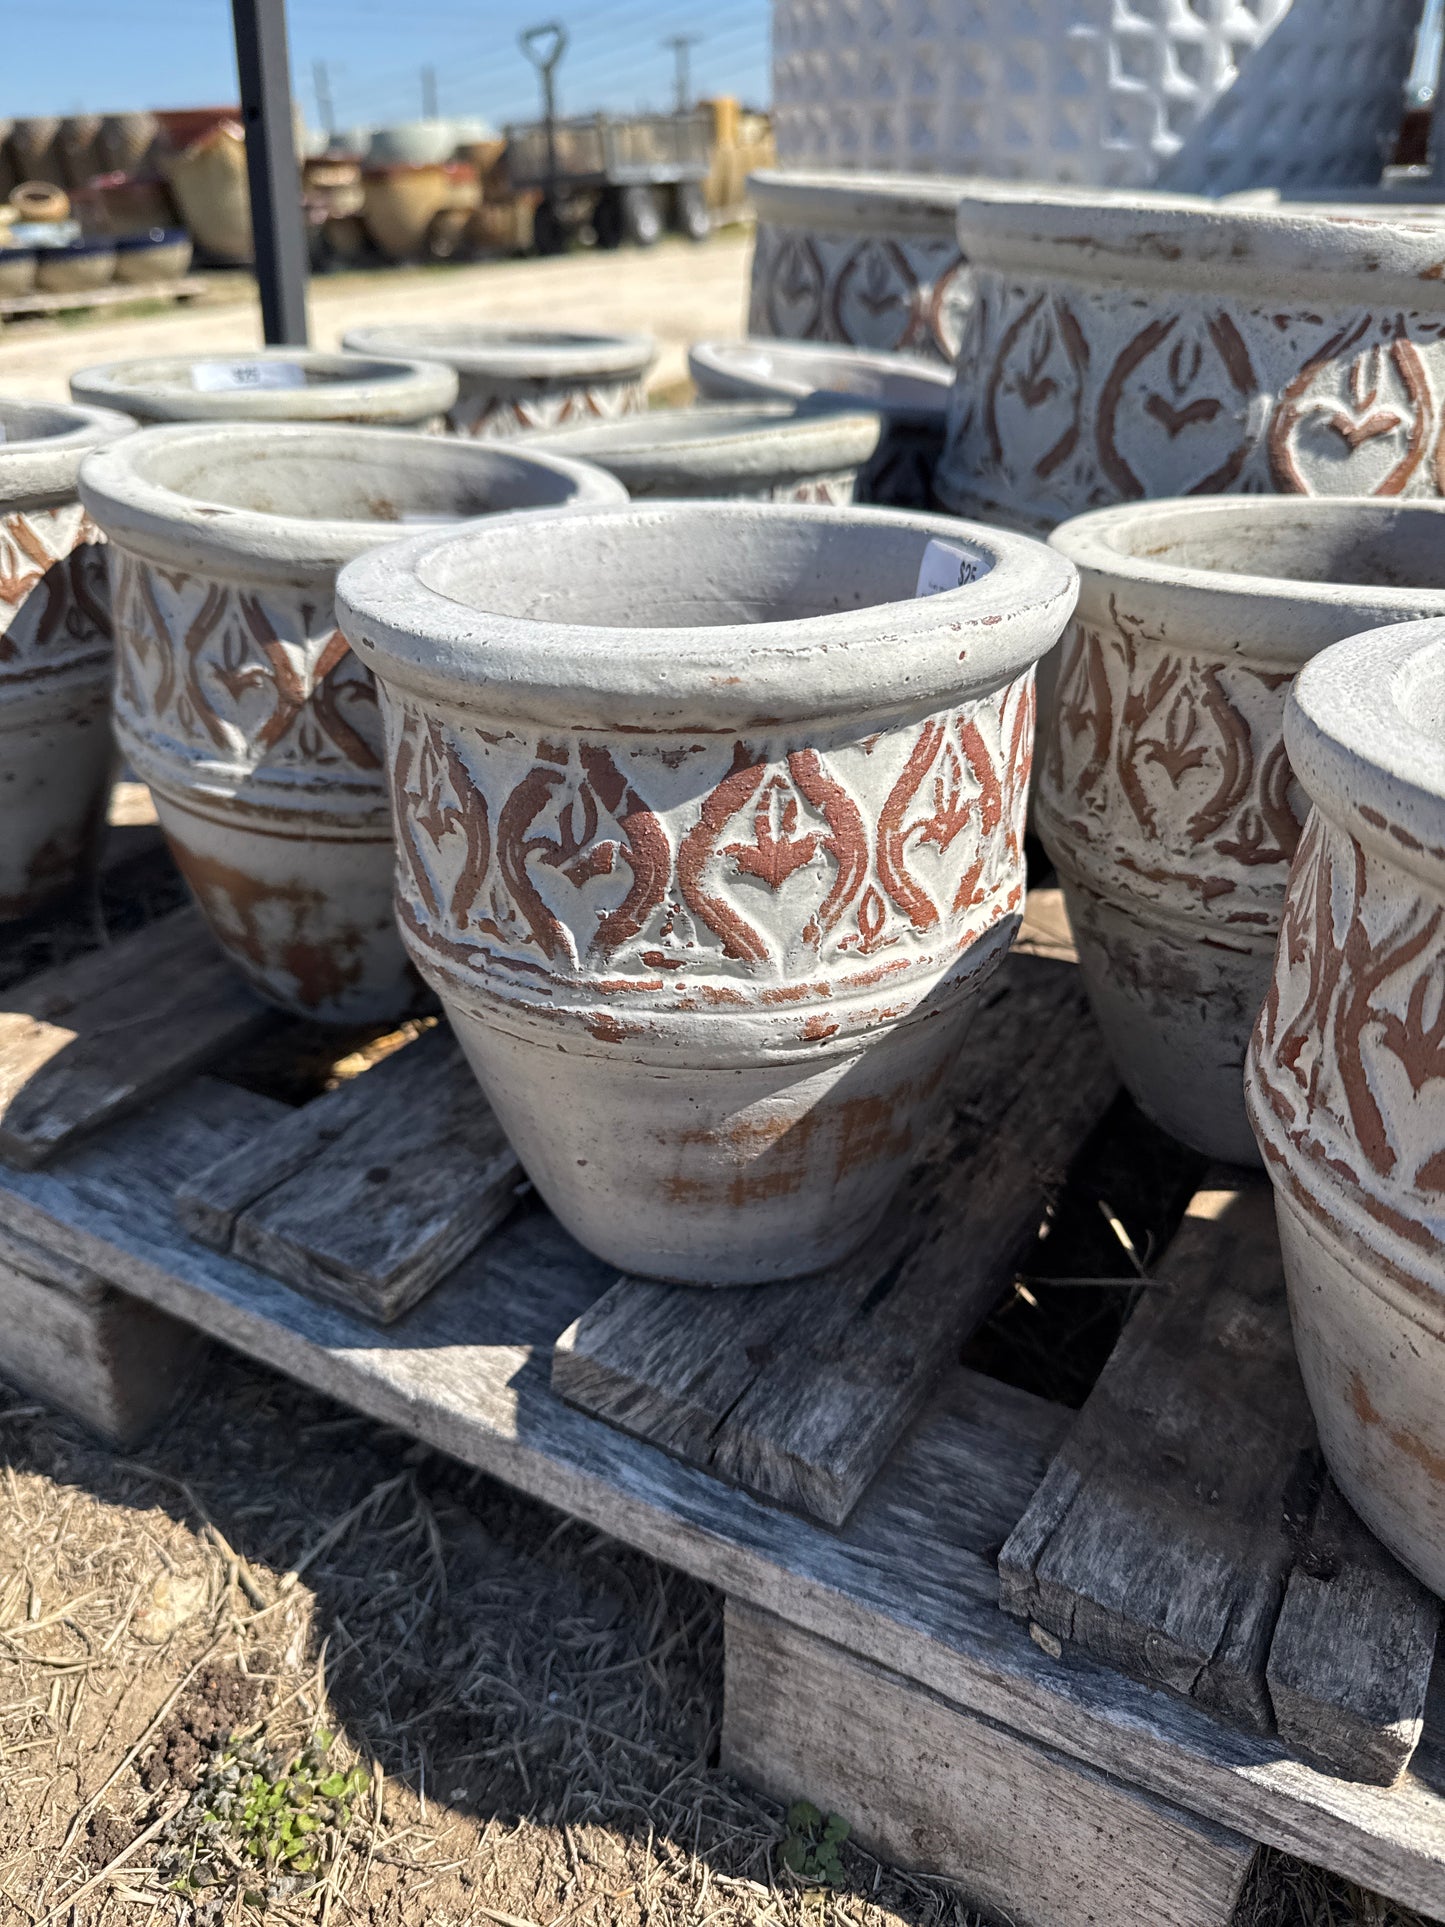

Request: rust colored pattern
left=450, top=378, right=649, bottom=440
left=747, top=222, right=971, bottom=364
left=0, top=505, right=112, bottom=671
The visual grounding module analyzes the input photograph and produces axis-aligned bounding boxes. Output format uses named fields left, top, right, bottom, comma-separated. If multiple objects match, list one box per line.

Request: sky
left=3, top=0, right=772, bottom=135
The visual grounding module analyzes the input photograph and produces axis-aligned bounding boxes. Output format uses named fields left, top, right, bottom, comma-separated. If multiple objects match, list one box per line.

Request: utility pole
left=231, top=0, right=310, bottom=344
left=663, top=32, right=702, bottom=113
left=421, top=64, right=438, bottom=118
left=312, top=58, right=335, bottom=137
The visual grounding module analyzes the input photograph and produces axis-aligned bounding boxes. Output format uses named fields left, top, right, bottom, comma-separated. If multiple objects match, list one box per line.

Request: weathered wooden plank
left=0, top=906, right=273, bottom=1169
left=553, top=948, right=1118, bottom=1526
left=0, top=1084, right=1442, bottom=1913
left=1268, top=1478, right=1442, bottom=1788
left=722, top=1600, right=1257, bottom=1927
left=176, top=1025, right=522, bottom=1323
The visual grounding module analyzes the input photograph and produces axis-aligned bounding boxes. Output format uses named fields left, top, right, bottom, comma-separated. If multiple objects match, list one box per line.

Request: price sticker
left=191, top=359, right=308, bottom=393
left=914, top=537, right=981, bottom=598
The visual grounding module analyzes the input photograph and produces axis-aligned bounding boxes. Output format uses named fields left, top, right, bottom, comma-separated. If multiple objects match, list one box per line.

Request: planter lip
left=340, top=322, right=658, bottom=384
left=688, top=338, right=950, bottom=424
left=68, top=346, right=460, bottom=425
left=523, top=399, right=883, bottom=488
left=335, top=497, right=1078, bottom=730
left=1286, top=616, right=1445, bottom=892
left=955, top=180, right=1445, bottom=305
left=77, top=418, right=627, bottom=580
left=0, top=397, right=135, bottom=508
left=747, top=165, right=968, bottom=236
left=1051, top=496, right=1445, bottom=666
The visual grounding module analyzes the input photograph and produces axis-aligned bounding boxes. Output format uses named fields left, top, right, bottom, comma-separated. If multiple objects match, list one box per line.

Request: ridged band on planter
left=0, top=397, right=134, bottom=918
left=78, top=423, right=626, bottom=1022
left=1042, top=496, right=1445, bottom=1166
left=337, top=501, right=1077, bottom=1283
left=746, top=170, right=972, bottom=366
left=524, top=401, right=883, bottom=503
left=340, top=325, right=658, bottom=439
left=1245, top=619, right=1445, bottom=1597
left=69, top=348, right=459, bottom=428
left=770, top=0, right=1419, bottom=195
left=937, top=186, right=1445, bottom=536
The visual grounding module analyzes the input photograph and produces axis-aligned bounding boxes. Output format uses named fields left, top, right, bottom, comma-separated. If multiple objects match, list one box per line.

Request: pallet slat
left=552, top=948, right=1119, bottom=1526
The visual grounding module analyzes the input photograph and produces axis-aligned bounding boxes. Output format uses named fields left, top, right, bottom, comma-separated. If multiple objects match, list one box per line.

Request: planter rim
left=0, top=397, right=135, bottom=508
left=1051, top=497, right=1445, bottom=667
left=1286, top=616, right=1445, bottom=893
left=523, top=400, right=883, bottom=487
left=77, top=418, right=627, bottom=580
left=747, top=166, right=967, bottom=236
left=955, top=180, right=1445, bottom=305
left=687, top=338, right=950, bottom=423
left=341, top=322, right=657, bottom=383
left=69, top=347, right=460, bottom=425
left=335, top=498, right=1078, bottom=730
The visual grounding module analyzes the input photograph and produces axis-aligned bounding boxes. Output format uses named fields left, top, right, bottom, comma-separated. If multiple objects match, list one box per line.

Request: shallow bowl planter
left=340, top=324, right=657, bottom=438
left=1246, top=617, right=1445, bottom=1596
left=69, top=348, right=458, bottom=429
left=1043, top=495, right=1445, bottom=1166
left=937, top=185, right=1445, bottom=535
left=0, top=396, right=135, bottom=917
left=34, top=237, right=115, bottom=294
left=78, top=423, right=626, bottom=1022
left=336, top=500, right=1077, bottom=1283
left=524, top=400, right=883, bottom=503
left=746, top=170, right=971, bottom=366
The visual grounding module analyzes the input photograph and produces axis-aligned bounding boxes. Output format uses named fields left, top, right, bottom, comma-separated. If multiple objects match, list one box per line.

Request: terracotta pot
left=57, top=115, right=103, bottom=193
left=1246, top=617, right=1445, bottom=1596
left=9, top=119, right=64, bottom=191
left=79, top=424, right=627, bottom=1021
left=34, top=238, right=116, bottom=294
left=688, top=336, right=950, bottom=509
left=112, top=228, right=193, bottom=284
left=97, top=113, right=160, bottom=178
left=361, top=161, right=480, bottom=263
left=335, top=500, right=1077, bottom=1281
left=746, top=170, right=971, bottom=366
left=86, top=171, right=180, bottom=236
left=525, top=400, right=883, bottom=502
left=160, top=122, right=251, bottom=265
left=341, top=324, right=657, bottom=438
left=1042, top=496, right=1445, bottom=1166
left=937, top=185, right=1445, bottom=534
left=70, top=349, right=457, bottom=429
left=0, top=398, right=134, bottom=918
left=9, top=181, right=69, bottom=223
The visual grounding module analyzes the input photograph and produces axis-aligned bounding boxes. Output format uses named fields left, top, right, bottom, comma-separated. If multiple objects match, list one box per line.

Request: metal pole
left=422, top=64, right=439, bottom=119
left=232, top=0, right=310, bottom=345
left=664, top=33, right=701, bottom=113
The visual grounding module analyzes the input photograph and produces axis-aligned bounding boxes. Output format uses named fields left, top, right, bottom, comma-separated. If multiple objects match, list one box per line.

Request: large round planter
left=113, top=228, right=193, bottom=284
left=771, top=0, right=1419, bottom=195
left=0, top=398, right=135, bottom=918
left=524, top=400, right=883, bottom=502
left=336, top=500, right=1077, bottom=1282
left=1042, top=495, right=1445, bottom=1166
left=938, top=186, right=1445, bottom=534
left=361, top=161, right=479, bottom=263
left=1245, top=618, right=1445, bottom=1596
left=70, top=349, right=457, bottom=429
left=746, top=170, right=971, bottom=366
left=78, top=424, right=626, bottom=1022
left=340, top=325, right=657, bottom=438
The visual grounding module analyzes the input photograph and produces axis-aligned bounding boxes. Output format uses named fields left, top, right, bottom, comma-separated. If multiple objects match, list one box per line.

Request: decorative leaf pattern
left=749, top=222, right=970, bottom=362
left=0, top=506, right=111, bottom=673
left=450, top=379, right=649, bottom=440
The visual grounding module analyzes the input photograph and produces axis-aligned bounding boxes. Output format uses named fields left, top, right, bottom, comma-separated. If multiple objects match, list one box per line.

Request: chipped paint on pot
left=1247, top=618, right=1445, bottom=1596
left=0, top=397, right=134, bottom=918
left=1044, top=496, right=1445, bottom=1165
left=341, top=325, right=657, bottom=439
left=336, top=500, right=1078, bottom=1283
left=78, top=423, right=626, bottom=1021
left=69, top=348, right=459, bottom=428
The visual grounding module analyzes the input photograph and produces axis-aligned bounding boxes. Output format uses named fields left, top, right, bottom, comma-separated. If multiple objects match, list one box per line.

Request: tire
left=532, top=200, right=567, bottom=256
left=594, top=188, right=625, bottom=250
left=674, top=180, right=710, bottom=242
left=621, top=184, right=662, bottom=248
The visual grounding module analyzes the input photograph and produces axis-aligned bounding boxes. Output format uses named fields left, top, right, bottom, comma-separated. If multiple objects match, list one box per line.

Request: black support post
left=232, top=0, right=310, bottom=345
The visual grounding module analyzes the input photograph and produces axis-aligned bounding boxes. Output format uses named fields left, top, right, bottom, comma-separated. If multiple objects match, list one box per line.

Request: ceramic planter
left=112, top=228, right=193, bottom=284
left=360, top=161, right=480, bottom=263
left=34, top=238, right=115, bottom=294
left=1246, top=617, right=1445, bottom=1596
left=336, top=500, right=1077, bottom=1282
left=1042, top=496, right=1445, bottom=1166
left=771, top=0, right=1419, bottom=194
left=746, top=170, right=971, bottom=366
left=79, top=424, right=626, bottom=1022
left=0, top=397, right=134, bottom=917
left=525, top=400, right=883, bottom=502
left=69, top=348, right=457, bottom=429
left=340, top=324, right=657, bottom=438
left=937, top=185, right=1445, bottom=534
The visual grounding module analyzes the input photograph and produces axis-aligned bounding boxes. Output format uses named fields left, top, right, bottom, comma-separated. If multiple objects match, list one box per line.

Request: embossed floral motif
left=1269, top=326, right=1433, bottom=497
left=0, top=506, right=111, bottom=668
left=750, top=223, right=969, bottom=364
left=451, top=379, right=649, bottom=440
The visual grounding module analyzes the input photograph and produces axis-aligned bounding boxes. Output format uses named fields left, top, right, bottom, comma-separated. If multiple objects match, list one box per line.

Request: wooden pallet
left=0, top=273, right=215, bottom=322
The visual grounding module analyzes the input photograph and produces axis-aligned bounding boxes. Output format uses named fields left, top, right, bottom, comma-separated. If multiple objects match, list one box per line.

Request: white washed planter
left=69, top=349, right=458, bottom=428
left=1043, top=496, right=1445, bottom=1165
left=1246, top=618, right=1445, bottom=1597
left=939, top=186, right=1445, bottom=535
left=0, top=398, right=134, bottom=917
left=747, top=171, right=972, bottom=366
left=771, top=0, right=1419, bottom=194
left=341, top=325, right=657, bottom=439
left=525, top=401, right=883, bottom=502
left=337, top=501, right=1077, bottom=1283
left=79, top=424, right=625, bottom=1022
